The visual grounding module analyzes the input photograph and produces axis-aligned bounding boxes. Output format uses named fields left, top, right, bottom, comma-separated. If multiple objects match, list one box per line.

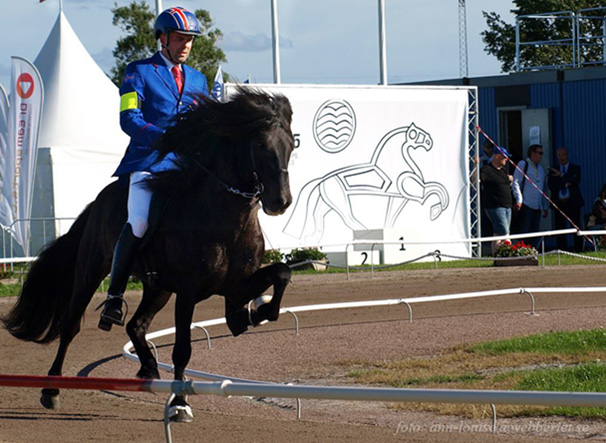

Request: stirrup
left=96, top=295, right=129, bottom=331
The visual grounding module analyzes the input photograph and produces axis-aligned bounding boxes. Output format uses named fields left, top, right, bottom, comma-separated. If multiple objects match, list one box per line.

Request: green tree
left=482, top=0, right=606, bottom=72
left=110, top=1, right=227, bottom=86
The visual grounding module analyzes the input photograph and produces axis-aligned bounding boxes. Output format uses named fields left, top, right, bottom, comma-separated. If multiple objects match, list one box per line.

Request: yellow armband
left=120, top=91, right=138, bottom=112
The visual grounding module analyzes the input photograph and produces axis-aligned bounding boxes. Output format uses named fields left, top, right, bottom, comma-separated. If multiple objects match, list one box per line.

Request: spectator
left=478, top=140, right=495, bottom=254
left=479, top=139, right=494, bottom=168
left=480, top=146, right=519, bottom=254
left=512, top=144, right=548, bottom=248
left=588, top=183, right=606, bottom=230
left=547, top=147, right=584, bottom=251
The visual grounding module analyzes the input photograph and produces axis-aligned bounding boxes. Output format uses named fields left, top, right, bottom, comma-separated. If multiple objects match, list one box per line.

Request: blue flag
left=211, top=66, right=224, bottom=102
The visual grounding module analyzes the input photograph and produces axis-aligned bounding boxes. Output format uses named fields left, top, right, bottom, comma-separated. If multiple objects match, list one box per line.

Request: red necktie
left=171, top=65, right=183, bottom=95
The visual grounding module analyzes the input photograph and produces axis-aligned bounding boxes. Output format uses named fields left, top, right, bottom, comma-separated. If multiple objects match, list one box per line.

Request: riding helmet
left=154, top=7, right=202, bottom=39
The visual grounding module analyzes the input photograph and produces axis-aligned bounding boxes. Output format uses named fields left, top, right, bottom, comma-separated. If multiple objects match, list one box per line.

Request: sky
left=0, top=0, right=516, bottom=89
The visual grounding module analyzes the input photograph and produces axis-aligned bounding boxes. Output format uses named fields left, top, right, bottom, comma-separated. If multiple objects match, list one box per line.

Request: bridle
left=191, top=141, right=265, bottom=201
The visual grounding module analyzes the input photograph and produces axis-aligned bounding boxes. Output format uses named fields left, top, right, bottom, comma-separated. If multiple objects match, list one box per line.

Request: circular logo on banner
left=16, top=73, right=35, bottom=99
left=313, top=99, right=356, bottom=154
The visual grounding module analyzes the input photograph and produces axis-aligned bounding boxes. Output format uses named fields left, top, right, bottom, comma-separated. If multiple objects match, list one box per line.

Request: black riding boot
left=98, top=223, right=142, bottom=331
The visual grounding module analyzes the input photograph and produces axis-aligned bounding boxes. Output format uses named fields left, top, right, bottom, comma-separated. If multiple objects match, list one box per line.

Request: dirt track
left=1, top=264, right=606, bottom=442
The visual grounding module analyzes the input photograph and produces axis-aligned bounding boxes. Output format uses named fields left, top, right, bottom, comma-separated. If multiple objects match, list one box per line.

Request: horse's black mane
left=148, top=87, right=292, bottom=195
left=158, top=86, right=292, bottom=157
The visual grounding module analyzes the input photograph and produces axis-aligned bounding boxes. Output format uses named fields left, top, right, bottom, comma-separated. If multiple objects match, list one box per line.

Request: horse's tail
left=2, top=203, right=94, bottom=343
left=282, top=177, right=323, bottom=239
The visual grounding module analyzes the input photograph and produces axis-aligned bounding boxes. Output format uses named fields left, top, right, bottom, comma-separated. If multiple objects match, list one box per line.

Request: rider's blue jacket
left=113, top=52, right=209, bottom=176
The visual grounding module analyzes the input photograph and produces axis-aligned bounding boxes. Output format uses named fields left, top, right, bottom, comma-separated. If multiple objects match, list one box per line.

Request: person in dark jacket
left=480, top=146, right=520, bottom=254
left=99, top=7, right=209, bottom=330
left=548, top=147, right=584, bottom=252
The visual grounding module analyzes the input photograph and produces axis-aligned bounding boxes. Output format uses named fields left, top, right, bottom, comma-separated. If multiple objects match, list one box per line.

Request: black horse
left=2, top=87, right=294, bottom=422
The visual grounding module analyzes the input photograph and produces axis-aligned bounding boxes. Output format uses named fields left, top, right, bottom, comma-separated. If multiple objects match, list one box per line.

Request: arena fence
left=117, top=285, right=606, bottom=442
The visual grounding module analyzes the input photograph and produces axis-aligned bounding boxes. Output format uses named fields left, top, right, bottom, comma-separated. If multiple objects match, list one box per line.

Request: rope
left=283, top=248, right=606, bottom=271
left=286, top=252, right=439, bottom=271
left=477, top=126, right=595, bottom=247
left=543, top=249, right=606, bottom=263
left=439, top=253, right=536, bottom=262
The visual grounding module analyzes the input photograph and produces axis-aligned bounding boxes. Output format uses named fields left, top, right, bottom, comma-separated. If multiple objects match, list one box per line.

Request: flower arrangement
left=495, top=240, right=537, bottom=257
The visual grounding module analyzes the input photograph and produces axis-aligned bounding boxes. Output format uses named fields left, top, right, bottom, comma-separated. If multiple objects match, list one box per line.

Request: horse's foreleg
left=251, top=263, right=291, bottom=323
left=224, top=263, right=292, bottom=336
left=422, top=182, right=450, bottom=220
left=126, top=285, right=172, bottom=380
left=168, top=292, right=196, bottom=423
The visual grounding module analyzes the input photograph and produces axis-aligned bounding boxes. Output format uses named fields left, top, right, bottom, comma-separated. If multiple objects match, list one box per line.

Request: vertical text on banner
left=5, top=57, right=44, bottom=254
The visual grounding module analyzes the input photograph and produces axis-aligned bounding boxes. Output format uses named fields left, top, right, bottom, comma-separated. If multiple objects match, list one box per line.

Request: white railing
left=122, top=285, right=606, bottom=442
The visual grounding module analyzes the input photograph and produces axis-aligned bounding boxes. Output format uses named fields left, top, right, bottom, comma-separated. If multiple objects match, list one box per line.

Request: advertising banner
left=0, top=83, right=10, bottom=239
left=4, top=57, right=44, bottom=253
left=227, top=84, right=472, bottom=263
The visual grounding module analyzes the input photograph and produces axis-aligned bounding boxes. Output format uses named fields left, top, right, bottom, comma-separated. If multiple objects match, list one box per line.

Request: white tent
left=29, top=11, right=127, bottom=253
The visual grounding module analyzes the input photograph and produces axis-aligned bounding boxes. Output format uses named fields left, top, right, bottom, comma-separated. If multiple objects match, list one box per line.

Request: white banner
left=227, top=84, right=473, bottom=263
left=5, top=57, right=44, bottom=253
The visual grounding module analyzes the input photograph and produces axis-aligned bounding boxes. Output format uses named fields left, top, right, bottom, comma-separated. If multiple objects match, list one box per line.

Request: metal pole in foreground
left=271, top=0, right=282, bottom=84
left=378, top=0, right=388, bottom=85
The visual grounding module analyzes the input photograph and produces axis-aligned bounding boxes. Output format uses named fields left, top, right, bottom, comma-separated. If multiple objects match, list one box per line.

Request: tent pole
left=271, top=0, right=281, bottom=84
left=155, top=0, right=163, bottom=52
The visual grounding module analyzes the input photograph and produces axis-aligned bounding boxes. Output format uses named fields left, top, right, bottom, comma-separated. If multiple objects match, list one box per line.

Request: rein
left=190, top=141, right=264, bottom=201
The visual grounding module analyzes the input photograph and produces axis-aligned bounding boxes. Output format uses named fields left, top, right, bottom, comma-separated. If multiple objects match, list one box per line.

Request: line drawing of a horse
left=283, top=123, right=449, bottom=243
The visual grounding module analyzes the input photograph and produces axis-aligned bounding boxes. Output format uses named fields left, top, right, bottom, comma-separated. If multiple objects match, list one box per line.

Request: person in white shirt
left=512, top=144, right=548, bottom=247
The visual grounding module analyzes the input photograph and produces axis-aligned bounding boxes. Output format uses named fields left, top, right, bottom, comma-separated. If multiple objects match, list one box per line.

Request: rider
left=99, top=7, right=209, bottom=331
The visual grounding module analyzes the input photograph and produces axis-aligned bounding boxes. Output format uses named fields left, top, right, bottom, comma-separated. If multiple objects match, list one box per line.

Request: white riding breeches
left=127, top=171, right=153, bottom=238
left=126, top=153, right=180, bottom=238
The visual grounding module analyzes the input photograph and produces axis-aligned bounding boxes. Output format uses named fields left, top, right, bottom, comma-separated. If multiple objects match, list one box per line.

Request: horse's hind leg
left=41, top=254, right=109, bottom=409
left=126, top=284, right=171, bottom=379
left=225, top=263, right=292, bottom=336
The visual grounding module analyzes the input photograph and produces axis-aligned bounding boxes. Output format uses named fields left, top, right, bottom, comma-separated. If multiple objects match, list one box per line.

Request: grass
left=515, top=363, right=606, bottom=418
left=345, top=328, right=606, bottom=418
left=469, top=328, right=606, bottom=355
left=0, top=275, right=144, bottom=299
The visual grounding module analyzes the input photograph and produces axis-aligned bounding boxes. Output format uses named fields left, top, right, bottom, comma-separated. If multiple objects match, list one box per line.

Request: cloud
left=222, top=31, right=293, bottom=52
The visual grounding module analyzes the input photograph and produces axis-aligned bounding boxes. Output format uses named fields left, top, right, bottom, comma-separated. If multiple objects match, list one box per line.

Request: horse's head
left=246, top=91, right=294, bottom=216
left=406, top=123, right=433, bottom=151
left=155, top=87, right=294, bottom=215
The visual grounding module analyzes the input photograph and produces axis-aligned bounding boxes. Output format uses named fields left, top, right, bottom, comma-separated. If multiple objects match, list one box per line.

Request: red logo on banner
left=16, top=73, right=35, bottom=99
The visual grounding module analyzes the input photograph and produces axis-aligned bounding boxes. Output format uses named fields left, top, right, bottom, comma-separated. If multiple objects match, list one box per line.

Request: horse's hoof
left=168, top=405, right=194, bottom=423
left=40, top=390, right=60, bottom=410
left=248, top=295, right=273, bottom=326
left=136, top=368, right=160, bottom=380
